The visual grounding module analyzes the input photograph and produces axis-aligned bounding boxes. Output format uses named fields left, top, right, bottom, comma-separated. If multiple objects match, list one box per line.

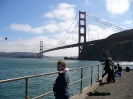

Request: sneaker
left=112, top=81, right=115, bottom=83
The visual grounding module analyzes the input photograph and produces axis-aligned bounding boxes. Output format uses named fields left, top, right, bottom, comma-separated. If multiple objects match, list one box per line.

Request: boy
left=53, top=60, right=70, bottom=99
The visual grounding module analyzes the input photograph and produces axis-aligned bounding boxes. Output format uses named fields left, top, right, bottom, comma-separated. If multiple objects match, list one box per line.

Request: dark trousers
left=55, top=96, right=69, bottom=99
left=55, top=93, right=69, bottom=99
left=111, top=70, right=115, bottom=82
left=107, top=70, right=115, bottom=82
left=107, top=71, right=111, bottom=82
left=102, top=71, right=108, bottom=78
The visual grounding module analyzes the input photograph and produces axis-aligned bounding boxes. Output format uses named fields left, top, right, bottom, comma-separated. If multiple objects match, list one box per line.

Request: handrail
left=0, top=71, right=59, bottom=83
left=32, top=91, right=53, bottom=99
left=33, top=70, right=104, bottom=99
left=0, top=64, right=104, bottom=99
left=0, top=64, right=100, bottom=83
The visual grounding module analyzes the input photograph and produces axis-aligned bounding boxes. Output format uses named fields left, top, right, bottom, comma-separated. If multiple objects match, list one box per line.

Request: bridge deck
left=71, top=70, right=133, bottom=99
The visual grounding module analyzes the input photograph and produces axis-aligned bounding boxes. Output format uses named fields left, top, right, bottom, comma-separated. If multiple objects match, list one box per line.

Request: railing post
left=80, top=68, right=83, bottom=93
left=102, top=64, right=104, bottom=75
left=91, top=66, right=93, bottom=86
left=98, top=65, right=99, bottom=80
left=25, top=78, right=29, bottom=99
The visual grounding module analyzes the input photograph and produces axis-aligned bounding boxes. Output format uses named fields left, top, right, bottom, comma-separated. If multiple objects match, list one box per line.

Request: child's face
left=57, top=63, right=65, bottom=71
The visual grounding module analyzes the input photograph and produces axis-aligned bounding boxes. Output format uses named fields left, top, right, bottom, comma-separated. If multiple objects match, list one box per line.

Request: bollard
left=98, top=65, right=100, bottom=80
left=25, top=78, right=29, bottom=99
left=91, top=66, right=93, bottom=86
left=102, top=65, right=104, bottom=75
left=80, top=68, right=83, bottom=93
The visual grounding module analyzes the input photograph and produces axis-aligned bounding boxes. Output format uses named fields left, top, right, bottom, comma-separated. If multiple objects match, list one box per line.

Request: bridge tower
left=78, top=11, right=86, bottom=56
left=40, top=41, right=43, bottom=58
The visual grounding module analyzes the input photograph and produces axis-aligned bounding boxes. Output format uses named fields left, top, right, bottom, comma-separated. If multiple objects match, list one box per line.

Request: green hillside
left=78, top=29, right=133, bottom=61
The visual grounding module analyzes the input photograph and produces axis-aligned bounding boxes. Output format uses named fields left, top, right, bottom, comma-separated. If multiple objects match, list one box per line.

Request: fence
left=0, top=64, right=104, bottom=99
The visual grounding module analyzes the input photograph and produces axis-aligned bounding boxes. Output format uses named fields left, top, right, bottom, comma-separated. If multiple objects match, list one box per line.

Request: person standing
left=102, top=60, right=109, bottom=78
left=109, top=58, right=115, bottom=83
left=104, top=58, right=111, bottom=83
left=53, top=60, right=70, bottom=99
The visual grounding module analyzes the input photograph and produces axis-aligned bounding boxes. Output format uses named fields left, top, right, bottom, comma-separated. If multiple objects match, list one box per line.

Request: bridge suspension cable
left=86, top=12, right=126, bottom=31
left=54, top=12, right=79, bottom=48
left=59, top=19, right=78, bottom=46
left=86, top=12, right=126, bottom=41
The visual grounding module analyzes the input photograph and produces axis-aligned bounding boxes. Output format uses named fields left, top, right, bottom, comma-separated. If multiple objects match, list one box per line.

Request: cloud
left=59, top=20, right=77, bottom=31
left=2, top=3, right=86, bottom=56
left=101, top=19, right=107, bottom=22
left=8, top=23, right=45, bottom=34
left=43, top=20, right=77, bottom=33
left=0, top=36, right=79, bottom=56
left=0, top=36, right=3, bottom=41
left=43, top=21, right=60, bottom=33
left=87, top=24, right=116, bottom=41
left=7, top=19, right=77, bottom=34
left=44, top=47, right=78, bottom=56
left=44, top=3, right=76, bottom=20
left=124, top=20, right=132, bottom=25
left=7, top=22, right=60, bottom=34
left=105, top=0, right=130, bottom=14
left=54, top=31, right=78, bottom=47
left=85, top=0, right=92, bottom=6
left=0, top=36, right=58, bottom=52
left=7, top=3, right=77, bottom=34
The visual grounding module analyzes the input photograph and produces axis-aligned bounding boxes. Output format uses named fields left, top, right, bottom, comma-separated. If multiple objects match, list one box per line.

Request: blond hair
left=57, top=60, right=66, bottom=68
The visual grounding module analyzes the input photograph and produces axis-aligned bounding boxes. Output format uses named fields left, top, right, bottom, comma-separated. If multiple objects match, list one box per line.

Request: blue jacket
left=53, top=72, right=70, bottom=99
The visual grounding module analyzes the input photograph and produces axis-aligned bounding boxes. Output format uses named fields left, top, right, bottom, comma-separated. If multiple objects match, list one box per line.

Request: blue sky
left=0, top=0, right=133, bottom=56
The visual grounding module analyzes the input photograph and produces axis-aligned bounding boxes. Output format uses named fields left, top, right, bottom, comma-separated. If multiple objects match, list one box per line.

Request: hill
left=78, top=29, right=133, bottom=61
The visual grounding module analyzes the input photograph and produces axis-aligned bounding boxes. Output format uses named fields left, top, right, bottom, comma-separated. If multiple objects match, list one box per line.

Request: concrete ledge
left=70, top=75, right=107, bottom=99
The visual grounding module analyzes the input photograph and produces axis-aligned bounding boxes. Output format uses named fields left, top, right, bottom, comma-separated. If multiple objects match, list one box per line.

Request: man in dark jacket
left=102, top=58, right=110, bottom=77
left=53, top=60, right=70, bottom=99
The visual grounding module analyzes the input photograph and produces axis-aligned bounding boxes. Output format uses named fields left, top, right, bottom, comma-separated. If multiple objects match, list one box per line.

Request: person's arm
left=65, top=73, right=69, bottom=86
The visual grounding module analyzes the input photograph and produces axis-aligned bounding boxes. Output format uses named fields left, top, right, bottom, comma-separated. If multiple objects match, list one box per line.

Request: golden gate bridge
left=38, top=11, right=132, bottom=58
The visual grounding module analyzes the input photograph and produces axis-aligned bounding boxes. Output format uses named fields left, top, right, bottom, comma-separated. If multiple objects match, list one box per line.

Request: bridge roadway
left=42, top=35, right=132, bottom=53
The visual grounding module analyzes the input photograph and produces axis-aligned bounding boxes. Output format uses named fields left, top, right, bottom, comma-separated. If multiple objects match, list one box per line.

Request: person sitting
left=117, top=64, right=122, bottom=72
left=125, top=66, right=130, bottom=72
left=114, top=64, right=122, bottom=77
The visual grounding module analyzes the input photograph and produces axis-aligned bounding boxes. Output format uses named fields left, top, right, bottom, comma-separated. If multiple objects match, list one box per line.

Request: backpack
left=118, top=66, right=122, bottom=72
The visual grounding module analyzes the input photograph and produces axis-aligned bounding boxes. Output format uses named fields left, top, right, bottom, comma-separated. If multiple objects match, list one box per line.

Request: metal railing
left=0, top=64, right=104, bottom=99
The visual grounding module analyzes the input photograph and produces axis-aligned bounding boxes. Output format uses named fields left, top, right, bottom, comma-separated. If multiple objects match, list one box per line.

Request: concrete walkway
left=86, top=71, right=133, bottom=99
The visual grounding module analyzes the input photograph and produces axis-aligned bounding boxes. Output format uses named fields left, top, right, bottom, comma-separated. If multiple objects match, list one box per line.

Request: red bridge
left=39, top=11, right=133, bottom=57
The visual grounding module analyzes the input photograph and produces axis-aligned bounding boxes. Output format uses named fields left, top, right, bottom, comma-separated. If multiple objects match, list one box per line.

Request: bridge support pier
left=40, top=41, right=43, bottom=58
left=78, top=11, right=86, bottom=57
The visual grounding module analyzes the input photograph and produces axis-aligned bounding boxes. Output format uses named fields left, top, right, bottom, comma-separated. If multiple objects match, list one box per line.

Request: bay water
left=0, top=57, right=132, bottom=99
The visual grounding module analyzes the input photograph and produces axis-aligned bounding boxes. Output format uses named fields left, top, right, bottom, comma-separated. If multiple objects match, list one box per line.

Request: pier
left=87, top=71, right=133, bottom=99
left=71, top=69, right=133, bottom=99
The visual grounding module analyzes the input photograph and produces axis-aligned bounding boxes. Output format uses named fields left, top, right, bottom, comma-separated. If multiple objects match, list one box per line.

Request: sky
left=0, top=0, right=133, bottom=56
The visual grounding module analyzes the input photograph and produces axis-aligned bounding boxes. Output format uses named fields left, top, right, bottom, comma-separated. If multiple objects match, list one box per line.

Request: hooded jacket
left=53, top=68, right=70, bottom=99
